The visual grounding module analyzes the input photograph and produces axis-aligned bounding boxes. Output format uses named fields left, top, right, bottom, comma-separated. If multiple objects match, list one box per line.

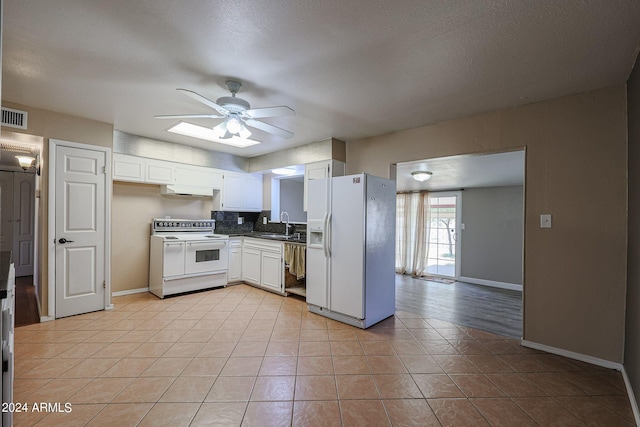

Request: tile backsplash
left=211, top=210, right=303, bottom=235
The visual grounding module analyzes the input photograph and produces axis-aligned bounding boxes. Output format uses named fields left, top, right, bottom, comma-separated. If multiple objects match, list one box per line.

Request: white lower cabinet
left=241, top=238, right=284, bottom=294
left=261, top=251, right=283, bottom=293
left=241, top=247, right=261, bottom=284
left=228, top=237, right=242, bottom=283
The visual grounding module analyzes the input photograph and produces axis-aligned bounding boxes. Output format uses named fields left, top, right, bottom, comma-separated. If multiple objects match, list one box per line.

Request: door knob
left=58, top=238, right=74, bottom=244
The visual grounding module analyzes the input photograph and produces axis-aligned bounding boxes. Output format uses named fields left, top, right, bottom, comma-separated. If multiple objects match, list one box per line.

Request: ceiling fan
left=155, top=80, right=294, bottom=140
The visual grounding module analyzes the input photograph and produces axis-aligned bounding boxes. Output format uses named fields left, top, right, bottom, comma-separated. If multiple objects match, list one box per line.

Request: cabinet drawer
left=243, top=238, right=282, bottom=254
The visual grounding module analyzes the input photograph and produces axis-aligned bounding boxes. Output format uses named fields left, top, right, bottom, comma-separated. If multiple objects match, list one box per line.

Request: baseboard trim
left=621, top=367, right=640, bottom=426
left=39, top=316, right=55, bottom=323
left=458, top=276, right=523, bottom=292
left=521, top=339, right=622, bottom=370
left=112, top=287, right=149, bottom=297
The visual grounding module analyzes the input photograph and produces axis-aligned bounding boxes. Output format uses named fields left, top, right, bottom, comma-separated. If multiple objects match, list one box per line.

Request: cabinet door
left=174, top=166, right=218, bottom=188
left=113, top=154, right=145, bottom=182
left=242, top=247, right=261, bottom=284
left=146, top=159, right=174, bottom=184
left=304, top=160, right=346, bottom=211
left=304, top=161, right=331, bottom=211
left=261, top=251, right=283, bottom=292
left=228, top=247, right=242, bottom=282
left=243, top=173, right=263, bottom=211
left=223, top=173, right=245, bottom=211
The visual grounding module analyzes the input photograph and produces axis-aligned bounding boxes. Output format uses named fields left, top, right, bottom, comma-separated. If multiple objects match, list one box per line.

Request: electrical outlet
left=540, top=214, right=552, bottom=228
left=263, top=217, right=268, bottom=225
left=237, top=217, right=244, bottom=225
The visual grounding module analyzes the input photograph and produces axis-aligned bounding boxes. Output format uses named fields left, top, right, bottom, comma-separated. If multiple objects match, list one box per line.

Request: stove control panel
left=152, top=218, right=216, bottom=232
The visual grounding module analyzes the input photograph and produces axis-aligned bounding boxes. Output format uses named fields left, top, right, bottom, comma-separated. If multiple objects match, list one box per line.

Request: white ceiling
left=2, top=1, right=640, bottom=158
left=396, top=150, right=525, bottom=192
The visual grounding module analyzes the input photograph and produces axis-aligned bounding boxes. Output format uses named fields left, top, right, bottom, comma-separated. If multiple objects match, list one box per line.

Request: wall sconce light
left=16, top=155, right=35, bottom=171
left=15, top=154, right=41, bottom=175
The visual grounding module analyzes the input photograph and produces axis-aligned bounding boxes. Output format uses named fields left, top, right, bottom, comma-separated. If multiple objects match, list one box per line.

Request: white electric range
left=149, top=218, right=229, bottom=298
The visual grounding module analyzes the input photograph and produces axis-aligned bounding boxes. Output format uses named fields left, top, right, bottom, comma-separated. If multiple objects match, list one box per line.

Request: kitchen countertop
left=228, top=232, right=306, bottom=244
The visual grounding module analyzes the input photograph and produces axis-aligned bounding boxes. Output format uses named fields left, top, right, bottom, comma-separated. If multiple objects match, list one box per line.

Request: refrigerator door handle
left=325, top=212, right=332, bottom=257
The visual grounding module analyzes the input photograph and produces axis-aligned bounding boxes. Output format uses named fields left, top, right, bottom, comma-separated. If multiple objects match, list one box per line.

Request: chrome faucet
left=280, top=211, right=292, bottom=236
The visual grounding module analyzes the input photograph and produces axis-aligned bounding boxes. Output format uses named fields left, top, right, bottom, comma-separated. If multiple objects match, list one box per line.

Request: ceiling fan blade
left=154, top=114, right=223, bottom=119
left=244, top=106, right=295, bottom=119
left=177, top=88, right=229, bottom=117
left=245, top=118, right=294, bottom=139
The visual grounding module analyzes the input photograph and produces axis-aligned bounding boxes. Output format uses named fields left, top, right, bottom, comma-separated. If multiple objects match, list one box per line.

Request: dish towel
left=284, top=244, right=306, bottom=280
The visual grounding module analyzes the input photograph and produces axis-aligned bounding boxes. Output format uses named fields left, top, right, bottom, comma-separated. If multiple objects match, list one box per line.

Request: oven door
left=184, top=239, right=229, bottom=275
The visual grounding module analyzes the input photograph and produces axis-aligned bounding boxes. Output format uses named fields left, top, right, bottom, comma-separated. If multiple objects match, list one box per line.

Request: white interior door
left=0, top=171, right=14, bottom=252
left=13, top=172, right=35, bottom=276
left=54, top=145, right=106, bottom=318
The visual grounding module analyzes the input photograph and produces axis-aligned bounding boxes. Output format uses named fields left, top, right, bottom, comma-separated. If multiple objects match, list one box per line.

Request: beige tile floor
left=12, top=284, right=635, bottom=426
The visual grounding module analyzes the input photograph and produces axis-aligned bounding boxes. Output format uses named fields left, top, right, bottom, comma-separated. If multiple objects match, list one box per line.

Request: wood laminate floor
left=395, top=274, right=522, bottom=338
left=15, top=275, right=40, bottom=327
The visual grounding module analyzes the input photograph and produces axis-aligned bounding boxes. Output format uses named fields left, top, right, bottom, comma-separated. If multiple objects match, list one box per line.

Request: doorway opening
left=394, top=150, right=525, bottom=337
left=425, top=192, right=461, bottom=279
left=0, top=131, right=43, bottom=326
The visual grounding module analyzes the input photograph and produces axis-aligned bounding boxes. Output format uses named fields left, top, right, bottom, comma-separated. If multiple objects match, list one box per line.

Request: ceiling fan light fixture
left=167, top=121, right=260, bottom=148
left=238, top=124, right=252, bottom=139
left=226, top=117, right=242, bottom=134
left=411, top=171, right=433, bottom=182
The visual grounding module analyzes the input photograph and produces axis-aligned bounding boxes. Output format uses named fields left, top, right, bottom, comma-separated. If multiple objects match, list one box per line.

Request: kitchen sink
left=257, top=233, right=304, bottom=241
left=260, top=233, right=293, bottom=239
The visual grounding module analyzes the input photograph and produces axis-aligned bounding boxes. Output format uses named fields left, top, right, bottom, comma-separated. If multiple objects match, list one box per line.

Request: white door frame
left=427, top=190, right=462, bottom=279
left=47, top=138, right=113, bottom=320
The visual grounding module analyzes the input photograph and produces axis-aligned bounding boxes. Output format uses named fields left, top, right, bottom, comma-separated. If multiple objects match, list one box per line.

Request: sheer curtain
left=395, top=191, right=431, bottom=276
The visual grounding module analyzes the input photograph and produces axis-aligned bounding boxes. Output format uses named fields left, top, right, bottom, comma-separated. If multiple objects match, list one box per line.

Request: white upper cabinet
left=243, top=173, right=263, bottom=211
left=213, top=172, right=264, bottom=212
left=145, top=159, right=175, bottom=184
left=303, top=160, right=345, bottom=211
left=221, top=173, right=245, bottom=211
left=174, top=165, right=222, bottom=189
left=112, top=153, right=223, bottom=188
left=113, top=154, right=262, bottom=209
left=113, top=153, right=145, bottom=182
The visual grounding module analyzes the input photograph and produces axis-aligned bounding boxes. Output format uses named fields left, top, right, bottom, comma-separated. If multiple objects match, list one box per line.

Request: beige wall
left=625, top=55, right=640, bottom=408
left=2, top=101, right=113, bottom=317
left=346, top=86, right=628, bottom=363
left=111, top=182, right=213, bottom=293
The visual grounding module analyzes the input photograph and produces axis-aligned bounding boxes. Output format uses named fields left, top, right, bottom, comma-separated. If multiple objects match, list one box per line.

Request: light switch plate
left=540, top=214, right=552, bottom=228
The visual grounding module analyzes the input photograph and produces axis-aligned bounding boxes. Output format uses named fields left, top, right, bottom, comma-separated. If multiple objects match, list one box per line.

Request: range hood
left=160, top=184, right=213, bottom=197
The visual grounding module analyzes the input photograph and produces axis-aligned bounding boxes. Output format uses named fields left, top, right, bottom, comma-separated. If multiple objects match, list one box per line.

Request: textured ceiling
left=396, top=150, right=525, bottom=192
left=3, top=1, right=640, bottom=157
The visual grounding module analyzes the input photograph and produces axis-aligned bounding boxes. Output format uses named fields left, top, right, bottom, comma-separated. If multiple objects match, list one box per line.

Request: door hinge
left=103, top=280, right=106, bottom=289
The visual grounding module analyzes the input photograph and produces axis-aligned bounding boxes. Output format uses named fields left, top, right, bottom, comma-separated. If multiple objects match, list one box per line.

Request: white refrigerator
left=306, top=173, right=396, bottom=328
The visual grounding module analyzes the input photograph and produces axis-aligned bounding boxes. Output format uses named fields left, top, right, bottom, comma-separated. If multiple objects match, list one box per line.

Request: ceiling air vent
left=1, top=107, right=28, bottom=130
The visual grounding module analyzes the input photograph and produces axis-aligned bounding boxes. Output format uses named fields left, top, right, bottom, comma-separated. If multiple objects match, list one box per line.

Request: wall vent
left=1, top=107, right=28, bottom=129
